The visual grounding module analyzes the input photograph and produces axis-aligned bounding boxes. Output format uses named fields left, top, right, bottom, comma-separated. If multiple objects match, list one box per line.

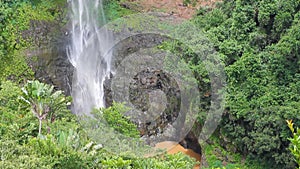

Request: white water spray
left=67, top=0, right=113, bottom=115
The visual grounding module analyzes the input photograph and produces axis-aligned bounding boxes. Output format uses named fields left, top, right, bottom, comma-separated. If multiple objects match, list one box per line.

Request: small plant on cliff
left=94, top=102, right=140, bottom=138
left=19, top=80, right=70, bottom=136
left=287, top=120, right=300, bottom=168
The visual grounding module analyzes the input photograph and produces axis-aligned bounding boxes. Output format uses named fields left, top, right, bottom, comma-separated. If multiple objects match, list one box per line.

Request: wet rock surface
left=28, top=41, right=73, bottom=94
left=24, top=17, right=73, bottom=94
left=103, top=36, right=182, bottom=143
left=28, top=14, right=202, bottom=156
left=128, top=69, right=180, bottom=138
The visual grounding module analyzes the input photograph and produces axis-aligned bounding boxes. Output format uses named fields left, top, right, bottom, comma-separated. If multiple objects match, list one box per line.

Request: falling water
left=67, top=0, right=113, bottom=115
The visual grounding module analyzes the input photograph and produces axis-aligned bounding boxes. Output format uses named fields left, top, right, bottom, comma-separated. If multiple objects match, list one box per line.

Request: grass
left=104, top=0, right=136, bottom=21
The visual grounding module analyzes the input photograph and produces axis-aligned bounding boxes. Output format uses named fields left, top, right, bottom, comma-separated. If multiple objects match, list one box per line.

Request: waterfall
left=67, top=0, right=113, bottom=115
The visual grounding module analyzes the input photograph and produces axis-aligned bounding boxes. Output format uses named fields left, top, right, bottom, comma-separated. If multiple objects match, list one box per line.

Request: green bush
left=101, top=102, right=140, bottom=138
left=0, top=139, right=54, bottom=169
left=0, top=80, right=37, bottom=142
left=132, top=153, right=196, bottom=169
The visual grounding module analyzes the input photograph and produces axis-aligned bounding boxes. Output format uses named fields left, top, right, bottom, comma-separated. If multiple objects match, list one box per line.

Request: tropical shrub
left=19, top=80, right=71, bottom=136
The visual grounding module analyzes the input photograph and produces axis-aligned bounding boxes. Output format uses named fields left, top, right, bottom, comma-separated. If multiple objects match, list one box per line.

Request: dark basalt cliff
left=27, top=14, right=202, bottom=157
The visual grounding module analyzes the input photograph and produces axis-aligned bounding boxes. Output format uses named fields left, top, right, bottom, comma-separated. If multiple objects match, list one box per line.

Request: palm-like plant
left=20, top=80, right=70, bottom=136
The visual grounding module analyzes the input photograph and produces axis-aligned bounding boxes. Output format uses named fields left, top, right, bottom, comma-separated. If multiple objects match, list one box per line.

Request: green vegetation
left=0, top=80, right=197, bottom=168
left=201, top=135, right=269, bottom=169
left=100, top=102, right=140, bottom=138
left=158, top=0, right=300, bottom=168
left=183, top=0, right=197, bottom=7
left=0, top=0, right=66, bottom=82
left=287, top=120, right=300, bottom=168
left=189, top=0, right=300, bottom=168
left=103, top=0, right=135, bottom=21
left=1, top=0, right=299, bottom=168
left=19, top=80, right=71, bottom=135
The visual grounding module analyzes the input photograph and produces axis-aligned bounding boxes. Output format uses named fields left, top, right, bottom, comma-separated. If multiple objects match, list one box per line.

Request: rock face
left=29, top=41, right=73, bottom=95
left=129, top=69, right=180, bottom=137
left=106, top=68, right=181, bottom=140
left=29, top=14, right=202, bottom=157
left=102, top=31, right=202, bottom=156
left=103, top=33, right=182, bottom=143
left=25, top=18, right=73, bottom=95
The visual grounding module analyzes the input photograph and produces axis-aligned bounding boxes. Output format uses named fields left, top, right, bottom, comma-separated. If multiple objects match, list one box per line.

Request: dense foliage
left=0, top=80, right=197, bottom=168
left=189, top=0, right=300, bottom=168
